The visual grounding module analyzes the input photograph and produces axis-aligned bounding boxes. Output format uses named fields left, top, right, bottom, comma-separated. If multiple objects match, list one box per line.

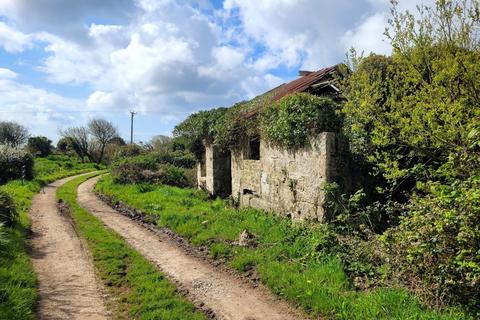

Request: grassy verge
left=0, top=155, right=103, bottom=320
left=95, top=175, right=471, bottom=320
left=57, top=174, right=205, bottom=320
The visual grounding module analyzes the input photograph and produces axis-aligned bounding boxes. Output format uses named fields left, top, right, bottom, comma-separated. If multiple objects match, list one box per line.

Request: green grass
left=0, top=155, right=102, bottom=320
left=95, top=175, right=472, bottom=320
left=57, top=174, right=205, bottom=320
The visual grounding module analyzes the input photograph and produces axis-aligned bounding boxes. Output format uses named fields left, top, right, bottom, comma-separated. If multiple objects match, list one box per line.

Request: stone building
left=197, top=64, right=342, bottom=221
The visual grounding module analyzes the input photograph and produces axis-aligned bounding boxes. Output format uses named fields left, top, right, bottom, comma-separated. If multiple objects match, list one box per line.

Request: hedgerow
left=340, top=0, right=480, bottom=313
left=0, top=145, right=34, bottom=184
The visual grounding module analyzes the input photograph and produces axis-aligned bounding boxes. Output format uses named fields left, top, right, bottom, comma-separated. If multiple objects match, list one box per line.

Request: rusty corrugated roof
left=242, top=64, right=340, bottom=119
left=271, top=64, right=339, bottom=102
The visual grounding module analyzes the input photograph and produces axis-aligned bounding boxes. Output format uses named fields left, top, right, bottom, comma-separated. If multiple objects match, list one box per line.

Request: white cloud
left=0, top=73, right=84, bottom=139
left=223, top=0, right=371, bottom=70
left=341, top=12, right=391, bottom=55
left=0, top=21, right=32, bottom=52
left=0, top=0, right=439, bottom=141
left=0, top=67, right=18, bottom=79
left=86, top=90, right=132, bottom=111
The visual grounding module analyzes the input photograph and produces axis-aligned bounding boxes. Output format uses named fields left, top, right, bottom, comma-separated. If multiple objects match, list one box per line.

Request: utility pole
left=130, top=110, right=137, bottom=144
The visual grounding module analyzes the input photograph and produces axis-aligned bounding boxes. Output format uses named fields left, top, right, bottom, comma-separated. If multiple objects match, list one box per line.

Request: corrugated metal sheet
left=271, top=65, right=339, bottom=102
left=242, top=64, right=340, bottom=119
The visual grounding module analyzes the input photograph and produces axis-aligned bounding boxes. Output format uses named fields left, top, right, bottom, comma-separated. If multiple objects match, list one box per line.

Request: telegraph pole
left=130, top=110, right=137, bottom=144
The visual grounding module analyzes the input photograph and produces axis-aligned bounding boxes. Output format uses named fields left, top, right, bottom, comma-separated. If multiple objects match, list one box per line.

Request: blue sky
left=0, top=0, right=429, bottom=143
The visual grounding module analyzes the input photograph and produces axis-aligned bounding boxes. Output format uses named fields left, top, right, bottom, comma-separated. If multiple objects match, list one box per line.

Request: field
left=95, top=175, right=470, bottom=320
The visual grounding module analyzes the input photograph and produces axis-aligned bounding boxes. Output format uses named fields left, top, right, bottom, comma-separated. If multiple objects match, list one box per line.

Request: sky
left=0, top=0, right=431, bottom=143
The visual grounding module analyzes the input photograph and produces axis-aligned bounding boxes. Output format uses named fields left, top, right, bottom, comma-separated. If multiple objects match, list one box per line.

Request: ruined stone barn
left=197, top=64, right=343, bottom=221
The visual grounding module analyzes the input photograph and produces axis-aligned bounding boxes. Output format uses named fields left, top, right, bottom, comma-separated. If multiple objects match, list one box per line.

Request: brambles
left=382, top=178, right=480, bottom=312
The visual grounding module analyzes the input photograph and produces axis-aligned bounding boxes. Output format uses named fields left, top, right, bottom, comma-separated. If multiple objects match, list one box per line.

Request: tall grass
left=96, top=175, right=471, bottom=320
left=57, top=174, right=205, bottom=320
left=0, top=155, right=102, bottom=320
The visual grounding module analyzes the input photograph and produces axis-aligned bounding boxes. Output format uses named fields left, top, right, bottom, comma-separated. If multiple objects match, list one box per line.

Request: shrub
left=261, top=93, right=341, bottom=148
left=27, top=136, right=52, bottom=157
left=0, top=145, right=34, bottom=184
left=382, top=177, right=480, bottom=312
left=0, top=190, right=16, bottom=227
left=111, top=155, right=157, bottom=184
left=114, top=144, right=143, bottom=159
left=111, top=155, right=192, bottom=188
left=155, top=164, right=189, bottom=187
left=153, top=150, right=196, bottom=169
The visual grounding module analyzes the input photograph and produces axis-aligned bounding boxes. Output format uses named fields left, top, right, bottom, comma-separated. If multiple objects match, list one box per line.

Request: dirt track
left=29, top=174, right=109, bottom=320
left=78, top=175, right=306, bottom=320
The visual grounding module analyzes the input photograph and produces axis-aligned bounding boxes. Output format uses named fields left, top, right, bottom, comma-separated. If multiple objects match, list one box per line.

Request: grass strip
left=95, top=175, right=471, bottom=320
left=57, top=174, right=206, bottom=320
left=0, top=156, right=102, bottom=320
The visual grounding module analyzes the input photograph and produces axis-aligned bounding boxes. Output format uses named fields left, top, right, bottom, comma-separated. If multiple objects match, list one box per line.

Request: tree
left=342, top=0, right=480, bottom=309
left=0, top=121, right=29, bottom=147
left=88, top=118, right=119, bottom=163
left=57, top=136, right=74, bottom=153
left=60, top=126, right=90, bottom=162
left=108, top=136, right=126, bottom=146
left=343, top=0, right=480, bottom=188
left=27, top=136, right=52, bottom=157
left=148, top=135, right=172, bottom=152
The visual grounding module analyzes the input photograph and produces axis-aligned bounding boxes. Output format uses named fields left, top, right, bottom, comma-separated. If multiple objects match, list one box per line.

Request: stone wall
left=231, top=132, right=335, bottom=221
left=197, top=142, right=231, bottom=197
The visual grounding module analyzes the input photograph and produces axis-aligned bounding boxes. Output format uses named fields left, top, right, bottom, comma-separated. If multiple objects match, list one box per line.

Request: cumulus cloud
left=0, top=0, right=135, bottom=42
left=223, top=0, right=371, bottom=70
left=0, top=67, right=18, bottom=79
left=0, top=68, right=84, bottom=138
left=341, top=12, right=391, bottom=55
left=0, top=0, right=437, bottom=141
left=0, top=22, right=32, bottom=52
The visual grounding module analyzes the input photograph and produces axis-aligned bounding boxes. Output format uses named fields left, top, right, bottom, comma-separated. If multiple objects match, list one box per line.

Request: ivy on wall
left=261, top=93, right=341, bottom=148
left=173, top=92, right=342, bottom=158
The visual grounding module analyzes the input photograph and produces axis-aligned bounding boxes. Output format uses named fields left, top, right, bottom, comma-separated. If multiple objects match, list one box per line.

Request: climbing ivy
left=174, top=92, right=342, bottom=157
left=261, top=93, right=341, bottom=148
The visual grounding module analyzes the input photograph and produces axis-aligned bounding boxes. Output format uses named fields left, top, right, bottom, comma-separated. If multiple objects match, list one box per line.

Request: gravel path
left=78, top=176, right=307, bottom=320
left=29, top=174, right=109, bottom=320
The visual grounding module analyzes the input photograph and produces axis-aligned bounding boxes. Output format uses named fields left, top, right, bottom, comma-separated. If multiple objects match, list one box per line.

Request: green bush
left=114, top=144, right=143, bottom=159
left=155, top=164, right=189, bottom=187
left=27, top=136, right=52, bottom=157
left=0, top=190, right=16, bottom=227
left=0, top=145, right=34, bottom=184
left=111, top=155, right=157, bottom=184
left=261, top=93, right=341, bottom=148
left=111, top=155, right=192, bottom=187
left=153, top=149, right=196, bottom=169
left=382, top=177, right=480, bottom=313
